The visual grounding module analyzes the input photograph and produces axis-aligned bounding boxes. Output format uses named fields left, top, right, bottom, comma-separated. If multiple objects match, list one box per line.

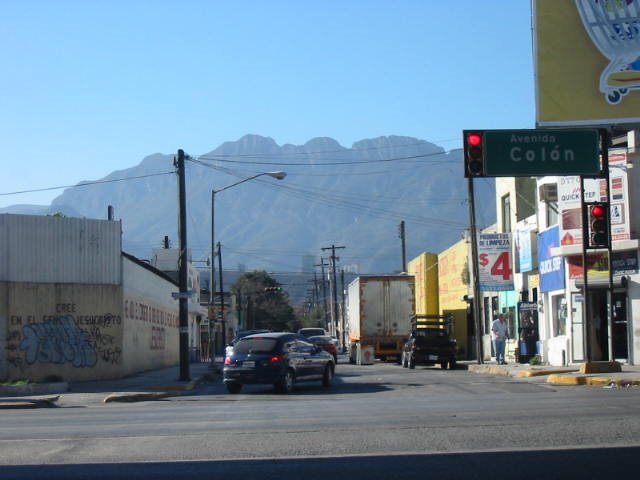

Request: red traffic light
left=467, top=132, right=482, bottom=147
left=590, top=204, right=605, bottom=218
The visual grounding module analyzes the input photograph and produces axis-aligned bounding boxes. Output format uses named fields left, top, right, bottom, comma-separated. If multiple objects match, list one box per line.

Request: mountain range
left=1, top=135, right=496, bottom=275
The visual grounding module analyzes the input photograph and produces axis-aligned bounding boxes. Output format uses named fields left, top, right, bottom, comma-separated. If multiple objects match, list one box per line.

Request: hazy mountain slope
left=15, top=135, right=495, bottom=273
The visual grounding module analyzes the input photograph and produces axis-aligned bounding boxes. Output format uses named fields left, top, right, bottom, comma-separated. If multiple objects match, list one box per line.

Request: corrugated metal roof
left=0, top=214, right=122, bottom=284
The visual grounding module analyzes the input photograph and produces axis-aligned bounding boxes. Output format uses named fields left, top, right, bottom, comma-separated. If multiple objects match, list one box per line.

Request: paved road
left=1, top=362, right=639, bottom=479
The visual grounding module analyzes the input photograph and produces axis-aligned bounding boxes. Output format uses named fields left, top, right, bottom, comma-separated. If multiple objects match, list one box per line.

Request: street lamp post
left=209, top=171, right=286, bottom=362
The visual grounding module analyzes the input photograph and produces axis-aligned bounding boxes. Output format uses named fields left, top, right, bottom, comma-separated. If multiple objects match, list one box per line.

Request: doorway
left=586, top=288, right=628, bottom=362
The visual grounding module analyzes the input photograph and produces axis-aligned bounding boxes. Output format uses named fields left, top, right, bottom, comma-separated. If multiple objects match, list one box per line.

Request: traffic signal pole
left=467, top=176, right=484, bottom=364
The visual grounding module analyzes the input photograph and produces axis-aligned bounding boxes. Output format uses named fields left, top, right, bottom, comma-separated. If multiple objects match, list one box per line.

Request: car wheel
left=275, top=369, right=295, bottom=394
left=322, top=364, right=334, bottom=387
left=226, top=382, right=242, bottom=394
left=440, top=360, right=449, bottom=370
left=409, top=356, right=415, bottom=369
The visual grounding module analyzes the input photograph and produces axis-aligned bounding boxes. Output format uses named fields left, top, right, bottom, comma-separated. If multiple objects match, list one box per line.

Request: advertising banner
left=568, top=250, right=639, bottom=279
left=534, top=0, right=640, bottom=126
left=538, top=226, right=565, bottom=292
left=516, top=224, right=533, bottom=272
left=478, top=233, right=514, bottom=292
left=557, top=150, right=631, bottom=245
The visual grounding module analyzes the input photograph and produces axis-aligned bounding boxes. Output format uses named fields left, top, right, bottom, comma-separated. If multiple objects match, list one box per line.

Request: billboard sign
left=534, top=0, right=640, bottom=126
left=478, top=233, right=514, bottom=292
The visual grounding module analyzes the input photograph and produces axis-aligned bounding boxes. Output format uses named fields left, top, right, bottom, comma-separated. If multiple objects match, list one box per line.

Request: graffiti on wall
left=7, top=305, right=123, bottom=370
left=19, top=315, right=98, bottom=367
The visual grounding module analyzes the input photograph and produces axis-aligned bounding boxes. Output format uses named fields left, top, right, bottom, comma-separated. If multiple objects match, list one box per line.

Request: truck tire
left=226, top=382, right=242, bottom=394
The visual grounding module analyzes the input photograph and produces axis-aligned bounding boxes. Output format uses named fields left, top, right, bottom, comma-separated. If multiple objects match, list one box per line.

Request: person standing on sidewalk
left=491, top=313, right=509, bottom=364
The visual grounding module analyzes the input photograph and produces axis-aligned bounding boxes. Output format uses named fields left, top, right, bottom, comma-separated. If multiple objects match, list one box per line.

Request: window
left=501, top=194, right=511, bottom=233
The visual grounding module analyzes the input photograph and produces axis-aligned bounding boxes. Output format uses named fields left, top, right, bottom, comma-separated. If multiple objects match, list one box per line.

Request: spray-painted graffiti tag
left=19, top=315, right=98, bottom=368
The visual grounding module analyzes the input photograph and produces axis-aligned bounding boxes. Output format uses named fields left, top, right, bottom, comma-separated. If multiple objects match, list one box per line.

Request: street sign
left=483, top=129, right=600, bottom=177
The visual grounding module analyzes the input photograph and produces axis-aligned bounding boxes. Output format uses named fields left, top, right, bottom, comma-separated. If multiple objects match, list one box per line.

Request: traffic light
left=463, top=130, right=485, bottom=177
left=588, top=202, right=609, bottom=248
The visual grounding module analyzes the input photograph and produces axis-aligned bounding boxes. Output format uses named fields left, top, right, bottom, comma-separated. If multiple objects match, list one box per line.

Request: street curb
left=0, top=396, right=60, bottom=409
left=102, top=372, right=214, bottom=403
left=547, top=374, right=640, bottom=386
left=517, top=368, right=578, bottom=378
left=467, top=365, right=511, bottom=376
left=0, top=382, right=68, bottom=397
left=103, top=391, right=177, bottom=403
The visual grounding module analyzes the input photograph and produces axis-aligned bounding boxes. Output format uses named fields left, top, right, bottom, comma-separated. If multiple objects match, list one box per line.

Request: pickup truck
left=400, top=315, right=457, bottom=370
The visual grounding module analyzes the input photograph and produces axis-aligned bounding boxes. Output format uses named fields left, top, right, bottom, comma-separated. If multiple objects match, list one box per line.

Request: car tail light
left=269, top=355, right=283, bottom=364
left=224, top=356, right=232, bottom=365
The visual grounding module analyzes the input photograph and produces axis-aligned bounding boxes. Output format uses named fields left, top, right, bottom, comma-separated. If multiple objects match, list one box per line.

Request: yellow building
left=438, top=239, right=470, bottom=358
left=407, top=252, right=439, bottom=317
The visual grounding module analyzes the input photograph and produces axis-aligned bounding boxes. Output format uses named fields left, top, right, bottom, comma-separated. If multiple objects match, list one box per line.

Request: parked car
left=223, top=332, right=335, bottom=394
left=297, top=327, right=327, bottom=338
left=308, top=335, right=338, bottom=363
left=401, top=328, right=457, bottom=370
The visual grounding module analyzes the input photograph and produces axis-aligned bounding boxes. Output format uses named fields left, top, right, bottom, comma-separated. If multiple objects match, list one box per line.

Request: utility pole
left=340, top=268, right=346, bottom=352
left=399, top=220, right=406, bottom=272
left=174, top=149, right=190, bottom=381
left=315, top=259, right=329, bottom=330
left=322, top=245, right=346, bottom=338
left=217, top=241, right=226, bottom=350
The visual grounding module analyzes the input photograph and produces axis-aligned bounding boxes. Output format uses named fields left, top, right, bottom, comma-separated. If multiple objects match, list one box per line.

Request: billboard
left=534, top=0, right=640, bottom=126
left=478, top=233, right=514, bottom=292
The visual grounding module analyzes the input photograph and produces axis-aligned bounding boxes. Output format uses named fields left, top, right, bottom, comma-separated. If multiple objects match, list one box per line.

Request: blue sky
left=0, top=0, right=534, bottom=208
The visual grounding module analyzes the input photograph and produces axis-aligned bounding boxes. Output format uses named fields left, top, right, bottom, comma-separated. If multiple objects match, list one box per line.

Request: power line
left=0, top=171, right=175, bottom=198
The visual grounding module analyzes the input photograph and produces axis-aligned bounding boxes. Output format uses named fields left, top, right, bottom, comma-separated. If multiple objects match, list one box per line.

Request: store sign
left=478, top=233, right=514, bottom=292
left=568, top=250, right=639, bottom=280
left=538, top=226, right=565, bottom=292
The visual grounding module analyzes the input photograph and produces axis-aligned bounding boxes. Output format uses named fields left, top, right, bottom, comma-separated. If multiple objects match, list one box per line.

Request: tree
left=231, top=271, right=295, bottom=331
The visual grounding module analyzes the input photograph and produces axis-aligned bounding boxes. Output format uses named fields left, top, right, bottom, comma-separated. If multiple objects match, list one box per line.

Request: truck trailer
left=347, top=275, right=415, bottom=362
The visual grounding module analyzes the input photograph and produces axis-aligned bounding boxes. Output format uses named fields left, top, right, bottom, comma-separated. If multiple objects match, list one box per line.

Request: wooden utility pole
left=174, top=149, right=190, bottom=380
left=322, top=245, right=346, bottom=337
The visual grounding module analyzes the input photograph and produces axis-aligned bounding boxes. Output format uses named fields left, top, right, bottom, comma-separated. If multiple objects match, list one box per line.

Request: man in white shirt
left=491, top=313, right=509, bottom=364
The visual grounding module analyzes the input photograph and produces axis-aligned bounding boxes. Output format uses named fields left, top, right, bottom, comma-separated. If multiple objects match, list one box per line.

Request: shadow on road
left=4, top=446, right=639, bottom=480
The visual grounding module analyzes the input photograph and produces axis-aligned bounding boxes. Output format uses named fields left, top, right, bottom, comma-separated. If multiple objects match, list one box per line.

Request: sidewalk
left=0, top=361, right=220, bottom=409
left=465, top=360, right=640, bottom=387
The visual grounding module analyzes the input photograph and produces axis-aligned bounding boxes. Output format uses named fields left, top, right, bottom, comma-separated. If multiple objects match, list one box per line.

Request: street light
left=210, top=171, right=286, bottom=361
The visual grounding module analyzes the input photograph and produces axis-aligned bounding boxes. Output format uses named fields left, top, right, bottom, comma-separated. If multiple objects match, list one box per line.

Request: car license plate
left=242, top=361, right=255, bottom=368
left=428, top=355, right=438, bottom=361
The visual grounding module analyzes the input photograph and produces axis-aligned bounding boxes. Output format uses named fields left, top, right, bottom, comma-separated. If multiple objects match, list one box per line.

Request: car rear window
left=299, top=328, right=325, bottom=337
left=233, top=338, right=278, bottom=354
left=416, top=329, right=448, bottom=338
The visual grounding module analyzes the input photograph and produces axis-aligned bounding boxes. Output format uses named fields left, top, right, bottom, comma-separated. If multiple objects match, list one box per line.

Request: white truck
left=347, top=275, right=415, bottom=362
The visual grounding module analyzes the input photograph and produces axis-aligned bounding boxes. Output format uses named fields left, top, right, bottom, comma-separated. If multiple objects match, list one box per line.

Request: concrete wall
left=122, top=257, right=179, bottom=376
left=2, top=282, right=124, bottom=382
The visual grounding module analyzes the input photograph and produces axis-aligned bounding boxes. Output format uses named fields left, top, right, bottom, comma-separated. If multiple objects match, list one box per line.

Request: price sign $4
left=479, top=252, right=513, bottom=281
